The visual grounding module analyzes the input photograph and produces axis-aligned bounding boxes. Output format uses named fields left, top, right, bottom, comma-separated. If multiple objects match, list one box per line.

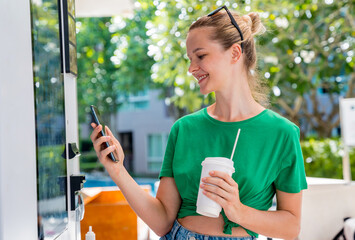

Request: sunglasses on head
left=208, top=5, right=244, bottom=53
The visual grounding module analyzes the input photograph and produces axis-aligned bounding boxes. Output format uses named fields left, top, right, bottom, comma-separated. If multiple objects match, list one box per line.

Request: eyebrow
left=193, top=48, right=205, bottom=53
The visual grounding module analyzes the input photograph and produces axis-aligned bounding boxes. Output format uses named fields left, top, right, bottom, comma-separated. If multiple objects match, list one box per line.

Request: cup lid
left=201, top=157, right=235, bottom=172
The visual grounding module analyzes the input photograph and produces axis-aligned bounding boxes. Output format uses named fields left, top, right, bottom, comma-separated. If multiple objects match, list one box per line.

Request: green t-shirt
left=159, top=108, right=308, bottom=237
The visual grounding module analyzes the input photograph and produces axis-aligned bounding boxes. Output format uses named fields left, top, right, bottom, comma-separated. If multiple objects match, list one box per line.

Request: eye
left=198, top=54, right=207, bottom=59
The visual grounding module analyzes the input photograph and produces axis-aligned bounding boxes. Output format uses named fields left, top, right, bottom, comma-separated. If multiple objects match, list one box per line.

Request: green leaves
left=76, top=8, right=155, bottom=124
left=255, top=0, right=354, bottom=136
left=302, top=138, right=355, bottom=180
left=77, top=0, right=354, bottom=136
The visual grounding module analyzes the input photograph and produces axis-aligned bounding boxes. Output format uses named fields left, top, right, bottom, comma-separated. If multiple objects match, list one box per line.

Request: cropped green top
left=159, top=108, right=308, bottom=237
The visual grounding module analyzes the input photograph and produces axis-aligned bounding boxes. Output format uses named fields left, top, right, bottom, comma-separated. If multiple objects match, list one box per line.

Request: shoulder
left=264, top=109, right=300, bottom=137
left=171, top=108, right=205, bottom=129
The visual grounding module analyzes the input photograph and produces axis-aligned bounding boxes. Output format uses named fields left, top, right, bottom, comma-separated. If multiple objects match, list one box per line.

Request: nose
left=188, top=59, right=200, bottom=74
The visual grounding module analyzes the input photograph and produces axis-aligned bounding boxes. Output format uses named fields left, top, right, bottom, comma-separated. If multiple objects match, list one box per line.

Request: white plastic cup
left=196, top=157, right=235, bottom=218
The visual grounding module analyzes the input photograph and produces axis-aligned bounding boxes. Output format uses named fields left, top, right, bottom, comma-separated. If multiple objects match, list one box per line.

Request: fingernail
left=210, top=171, right=214, bottom=175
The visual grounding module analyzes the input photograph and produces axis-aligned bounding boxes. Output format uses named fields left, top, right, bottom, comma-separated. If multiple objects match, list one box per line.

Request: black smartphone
left=90, top=105, right=118, bottom=162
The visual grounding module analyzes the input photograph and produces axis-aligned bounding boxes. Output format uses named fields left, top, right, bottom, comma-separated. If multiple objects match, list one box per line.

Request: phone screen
left=90, top=105, right=118, bottom=162
left=90, top=105, right=105, bottom=132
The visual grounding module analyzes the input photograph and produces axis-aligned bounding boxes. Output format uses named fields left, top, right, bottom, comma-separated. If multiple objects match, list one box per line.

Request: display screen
left=68, top=16, right=76, bottom=45
left=67, top=0, right=75, bottom=16
left=30, top=0, right=68, bottom=239
left=69, top=41, right=77, bottom=75
left=60, top=0, right=77, bottom=75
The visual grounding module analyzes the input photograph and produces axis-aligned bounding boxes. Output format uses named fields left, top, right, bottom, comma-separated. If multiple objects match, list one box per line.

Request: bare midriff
left=178, top=215, right=249, bottom=237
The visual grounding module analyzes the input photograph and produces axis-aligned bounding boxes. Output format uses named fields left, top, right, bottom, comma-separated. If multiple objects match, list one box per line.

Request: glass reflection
left=67, top=0, right=75, bottom=16
left=30, top=0, right=67, bottom=239
left=68, top=16, right=76, bottom=44
left=69, top=44, right=77, bottom=75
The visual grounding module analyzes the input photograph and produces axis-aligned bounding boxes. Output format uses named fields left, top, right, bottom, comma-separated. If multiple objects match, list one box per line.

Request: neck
left=208, top=69, right=265, bottom=122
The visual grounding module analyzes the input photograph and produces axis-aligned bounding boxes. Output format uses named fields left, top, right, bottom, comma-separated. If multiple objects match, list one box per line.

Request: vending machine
left=0, top=0, right=84, bottom=239
left=33, top=0, right=85, bottom=239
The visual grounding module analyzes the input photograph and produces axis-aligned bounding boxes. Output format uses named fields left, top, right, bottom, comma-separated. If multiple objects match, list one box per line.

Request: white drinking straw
left=230, top=129, right=241, bottom=160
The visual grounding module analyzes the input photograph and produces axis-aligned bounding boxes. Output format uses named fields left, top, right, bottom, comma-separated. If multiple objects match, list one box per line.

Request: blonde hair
left=189, top=11, right=269, bottom=106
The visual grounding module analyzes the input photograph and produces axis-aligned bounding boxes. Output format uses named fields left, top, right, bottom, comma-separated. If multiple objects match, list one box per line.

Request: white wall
left=300, top=178, right=355, bottom=240
left=0, top=0, right=38, bottom=239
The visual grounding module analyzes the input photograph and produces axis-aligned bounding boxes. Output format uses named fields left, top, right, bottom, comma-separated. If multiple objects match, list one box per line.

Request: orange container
left=81, top=186, right=151, bottom=240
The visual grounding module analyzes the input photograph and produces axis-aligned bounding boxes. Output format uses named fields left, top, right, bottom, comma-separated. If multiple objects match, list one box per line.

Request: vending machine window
left=30, top=0, right=68, bottom=238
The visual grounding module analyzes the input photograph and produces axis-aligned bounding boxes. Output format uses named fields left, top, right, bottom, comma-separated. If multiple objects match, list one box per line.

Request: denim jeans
left=160, top=220, right=256, bottom=240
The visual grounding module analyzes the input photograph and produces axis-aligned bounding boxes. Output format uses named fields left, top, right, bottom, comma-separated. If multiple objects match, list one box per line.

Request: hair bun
left=246, top=12, right=266, bottom=36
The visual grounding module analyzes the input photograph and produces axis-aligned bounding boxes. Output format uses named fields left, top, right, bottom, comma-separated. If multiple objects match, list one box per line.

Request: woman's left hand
left=200, top=170, right=244, bottom=222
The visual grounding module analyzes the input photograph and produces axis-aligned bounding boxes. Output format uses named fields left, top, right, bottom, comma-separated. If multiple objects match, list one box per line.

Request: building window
left=147, top=133, right=168, bottom=172
left=120, top=100, right=149, bottom=111
left=119, top=89, right=150, bottom=111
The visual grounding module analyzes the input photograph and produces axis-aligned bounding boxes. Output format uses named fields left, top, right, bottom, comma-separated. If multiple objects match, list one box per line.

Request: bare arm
left=90, top=124, right=181, bottom=236
left=109, top=167, right=181, bottom=236
left=201, top=171, right=303, bottom=239
left=235, top=190, right=302, bottom=239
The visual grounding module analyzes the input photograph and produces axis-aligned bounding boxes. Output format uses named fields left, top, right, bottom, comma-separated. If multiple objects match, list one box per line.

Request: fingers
left=202, top=173, right=236, bottom=192
left=99, top=145, right=116, bottom=160
left=105, top=125, right=113, bottom=136
left=90, top=124, right=124, bottom=163
left=105, top=126, right=120, bottom=146
left=202, top=189, right=228, bottom=206
left=209, top=171, right=238, bottom=187
left=201, top=171, right=239, bottom=201
left=201, top=172, right=242, bottom=218
left=105, top=126, right=116, bottom=143
left=201, top=181, right=231, bottom=200
left=90, top=124, right=102, bottom=142
left=93, top=136, right=111, bottom=152
left=201, top=178, right=226, bottom=193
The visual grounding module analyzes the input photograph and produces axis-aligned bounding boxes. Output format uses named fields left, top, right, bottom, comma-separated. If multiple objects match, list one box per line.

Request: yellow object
left=81, top=186, right=151, bottom=240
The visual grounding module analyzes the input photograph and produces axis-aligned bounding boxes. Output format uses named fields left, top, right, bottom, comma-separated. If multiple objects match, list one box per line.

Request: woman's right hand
left=90, top=123, right=125, bottom=176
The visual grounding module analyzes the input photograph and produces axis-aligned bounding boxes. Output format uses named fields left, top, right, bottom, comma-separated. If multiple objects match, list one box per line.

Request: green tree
left=301, top=137, right=355, bottom=180
left=145, top=0, right=218, bottom=119
left=76, top=3, right=156, bottom=127
left=77, top=0, right=354, bottom=138
left=256, top=0, right=355, bottom=137
left=76, top=17, right=120, bottom=126
left=145, top=0, right=354, bottom=136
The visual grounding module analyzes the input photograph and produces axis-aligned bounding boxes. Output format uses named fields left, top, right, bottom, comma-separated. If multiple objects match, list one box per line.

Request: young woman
left=90, top=6, right=307, bottom=240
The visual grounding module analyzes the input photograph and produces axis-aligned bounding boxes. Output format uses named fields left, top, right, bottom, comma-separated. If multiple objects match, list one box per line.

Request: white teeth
left=198, top=74, right=208, bottom=81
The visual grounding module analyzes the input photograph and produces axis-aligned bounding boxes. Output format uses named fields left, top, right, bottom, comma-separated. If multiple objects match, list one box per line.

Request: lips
left=196, top=74, right=209, bottom=84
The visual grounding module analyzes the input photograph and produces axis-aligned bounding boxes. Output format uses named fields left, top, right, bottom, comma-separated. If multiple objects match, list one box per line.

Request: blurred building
left=115, top=89, right=175, bottom=175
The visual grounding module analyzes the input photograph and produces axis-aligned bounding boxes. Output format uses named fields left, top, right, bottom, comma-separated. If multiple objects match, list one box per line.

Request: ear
left=231, top=43, right=242, bottom=63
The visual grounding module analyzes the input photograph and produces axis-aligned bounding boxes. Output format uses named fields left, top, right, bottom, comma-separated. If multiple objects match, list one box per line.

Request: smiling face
left=186, top=27, right=235, bottom=95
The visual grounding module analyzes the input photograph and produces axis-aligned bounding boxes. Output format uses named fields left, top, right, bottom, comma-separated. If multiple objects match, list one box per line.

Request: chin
left=200, top=89, right=212, bottom=95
